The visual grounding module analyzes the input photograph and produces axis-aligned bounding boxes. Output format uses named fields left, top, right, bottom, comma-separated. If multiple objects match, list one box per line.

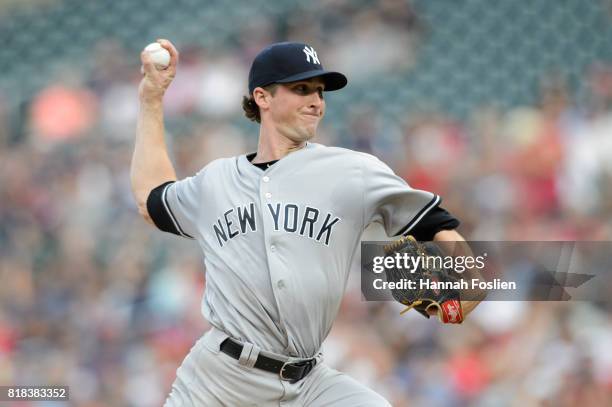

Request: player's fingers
left=157, top=38, right=179, bottom=69
left=140, top=51, right=157, bottom=77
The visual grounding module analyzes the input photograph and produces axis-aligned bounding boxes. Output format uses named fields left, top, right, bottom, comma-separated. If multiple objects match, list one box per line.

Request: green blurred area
left=1, top=0, right=611, bottom=122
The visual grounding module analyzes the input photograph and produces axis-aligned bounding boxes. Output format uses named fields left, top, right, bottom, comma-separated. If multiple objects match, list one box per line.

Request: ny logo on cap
left=303, top=46, right=320, bottom=65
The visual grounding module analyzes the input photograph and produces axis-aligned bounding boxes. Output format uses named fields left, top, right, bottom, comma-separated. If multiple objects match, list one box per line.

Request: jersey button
left=263, top=176, right=270, bottom=182
left=270, top=245, right=276, bottom=251
left=277, top=280, right=285, bottom=289
left=265, top=192, right=272, bottom=199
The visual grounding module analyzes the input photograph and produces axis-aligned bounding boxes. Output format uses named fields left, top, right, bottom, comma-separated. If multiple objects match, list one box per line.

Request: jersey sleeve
left=361, top=154, right=440, bottom=237
left=146, top=169, right=205, bottom=240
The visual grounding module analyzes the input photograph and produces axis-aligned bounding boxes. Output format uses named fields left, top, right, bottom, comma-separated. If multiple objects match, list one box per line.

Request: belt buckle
left=279, top=360, right=294, bottom=381
left=279, top=359, right=314, bottom=382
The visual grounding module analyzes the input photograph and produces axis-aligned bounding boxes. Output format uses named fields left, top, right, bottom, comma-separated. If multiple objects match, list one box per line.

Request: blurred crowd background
left=1, top=0, right=612, bottom=405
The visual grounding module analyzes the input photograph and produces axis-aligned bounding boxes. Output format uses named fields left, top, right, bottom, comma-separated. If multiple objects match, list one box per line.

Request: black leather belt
left=220, top=338, right=317, bottom=383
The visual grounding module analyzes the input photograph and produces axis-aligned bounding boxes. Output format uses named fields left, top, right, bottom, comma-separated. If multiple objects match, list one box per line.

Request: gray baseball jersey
left=158, top=142, right=439, bottom=358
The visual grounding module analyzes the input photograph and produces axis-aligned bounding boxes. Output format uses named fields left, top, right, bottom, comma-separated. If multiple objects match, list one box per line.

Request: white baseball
left=144, top=42, right=171, bottom=69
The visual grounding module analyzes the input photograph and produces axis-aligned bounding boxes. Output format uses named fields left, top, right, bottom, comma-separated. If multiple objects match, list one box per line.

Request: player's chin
left=302, top=126, right=317, bottom=141
left=302, top=120, right=320, bottom=138
left=293, top=123, right=318, bottom=141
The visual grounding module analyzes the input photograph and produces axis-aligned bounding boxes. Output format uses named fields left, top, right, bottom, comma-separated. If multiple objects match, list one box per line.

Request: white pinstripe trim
left=162, top=183, right=194, bottom=239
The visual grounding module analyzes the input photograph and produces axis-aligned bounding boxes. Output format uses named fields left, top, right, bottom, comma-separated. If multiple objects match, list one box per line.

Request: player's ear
left=253, top=87, right=271, bottom=109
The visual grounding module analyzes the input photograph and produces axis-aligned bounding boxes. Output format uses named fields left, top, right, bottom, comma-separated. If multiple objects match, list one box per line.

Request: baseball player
left=132, top=39, right=481, bottom=406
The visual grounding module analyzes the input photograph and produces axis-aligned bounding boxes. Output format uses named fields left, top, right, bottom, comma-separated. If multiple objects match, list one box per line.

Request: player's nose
left=307, top=92, right=324, bottom=110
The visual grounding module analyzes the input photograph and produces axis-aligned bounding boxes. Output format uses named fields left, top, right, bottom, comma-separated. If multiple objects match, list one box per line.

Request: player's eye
left=292, top=84, right=324, bottom=98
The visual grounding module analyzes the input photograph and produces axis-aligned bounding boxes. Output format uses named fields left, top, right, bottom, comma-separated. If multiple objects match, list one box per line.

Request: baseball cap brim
left=275, top=69, right=348, bottom=91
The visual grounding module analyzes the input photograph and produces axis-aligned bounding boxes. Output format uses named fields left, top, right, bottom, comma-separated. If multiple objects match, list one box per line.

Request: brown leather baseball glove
left=383, top=236, right=464, bottom=324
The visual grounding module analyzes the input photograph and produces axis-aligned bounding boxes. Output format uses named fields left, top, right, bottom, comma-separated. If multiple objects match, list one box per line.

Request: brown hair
left=242, top=84, right=278, bottom=123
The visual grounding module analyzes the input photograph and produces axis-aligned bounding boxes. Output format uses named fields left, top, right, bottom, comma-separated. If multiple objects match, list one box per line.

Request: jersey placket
left=258, top=170, right=296, bottom=354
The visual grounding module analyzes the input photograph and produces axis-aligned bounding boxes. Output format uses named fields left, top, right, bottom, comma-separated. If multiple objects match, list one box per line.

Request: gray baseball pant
left=164, top=326, right=391, bottom=406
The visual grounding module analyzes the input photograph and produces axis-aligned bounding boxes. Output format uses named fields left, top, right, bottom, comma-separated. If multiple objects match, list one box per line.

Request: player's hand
left=138, top=39, right=179, bottom=103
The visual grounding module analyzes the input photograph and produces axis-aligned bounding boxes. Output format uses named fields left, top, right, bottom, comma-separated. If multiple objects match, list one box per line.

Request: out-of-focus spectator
left=29, top=84, right=98, bottom=142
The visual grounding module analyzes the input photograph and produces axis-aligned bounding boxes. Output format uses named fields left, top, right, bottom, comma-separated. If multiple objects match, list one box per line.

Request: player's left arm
left=433, top=229, right=485, bottom=318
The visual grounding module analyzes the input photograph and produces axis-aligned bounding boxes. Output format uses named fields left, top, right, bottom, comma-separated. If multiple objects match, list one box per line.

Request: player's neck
left=253, top=126, right=308, bottom=163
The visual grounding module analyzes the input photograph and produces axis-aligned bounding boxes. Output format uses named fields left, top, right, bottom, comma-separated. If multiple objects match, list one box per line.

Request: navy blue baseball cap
left=248, top=42, right=348, bottom=94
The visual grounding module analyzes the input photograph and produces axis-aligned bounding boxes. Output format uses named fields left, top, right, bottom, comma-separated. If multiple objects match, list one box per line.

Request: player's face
left=268, top=78, right=326, bottom=142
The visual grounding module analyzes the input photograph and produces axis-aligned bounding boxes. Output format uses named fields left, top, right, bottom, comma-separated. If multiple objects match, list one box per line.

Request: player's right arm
left=130, top=39, right=179, bottom=225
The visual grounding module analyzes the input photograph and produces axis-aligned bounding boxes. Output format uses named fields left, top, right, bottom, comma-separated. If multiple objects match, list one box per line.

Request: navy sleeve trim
left=395, top=194, right=441, bottom=237
left=408, top=206, right=460, bottom=241
left=147, top=181, right=194, bottom=239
